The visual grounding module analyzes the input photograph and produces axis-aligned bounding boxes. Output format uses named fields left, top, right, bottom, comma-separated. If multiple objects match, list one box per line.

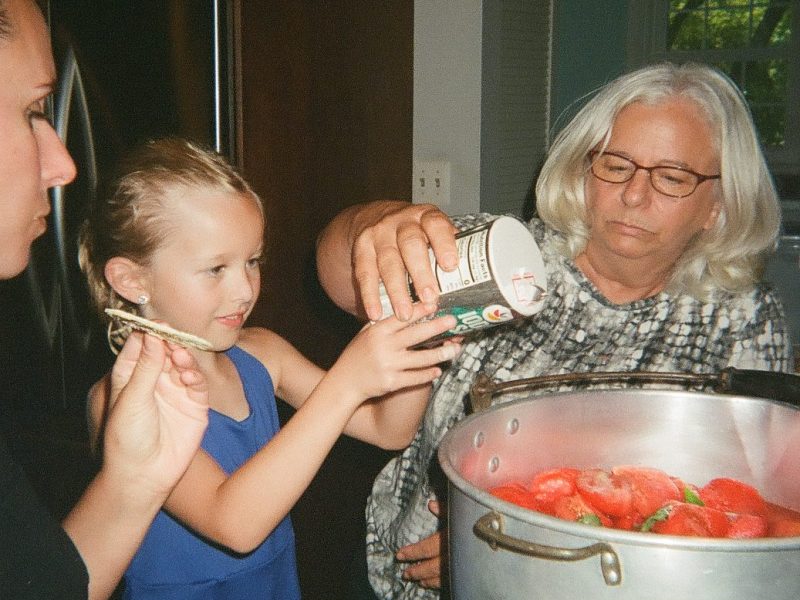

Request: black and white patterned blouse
left=364, top=215, right=793, bottom=600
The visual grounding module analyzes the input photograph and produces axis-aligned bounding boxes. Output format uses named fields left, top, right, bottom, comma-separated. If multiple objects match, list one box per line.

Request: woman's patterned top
left=364, top=215, right=793, bottom=599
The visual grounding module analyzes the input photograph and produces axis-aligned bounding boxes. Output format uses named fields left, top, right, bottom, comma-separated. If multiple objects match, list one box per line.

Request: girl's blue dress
left=123, top=346, right=301, bottom=599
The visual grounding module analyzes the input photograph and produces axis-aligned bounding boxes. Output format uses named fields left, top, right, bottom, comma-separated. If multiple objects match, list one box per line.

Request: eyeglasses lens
left=591, top=154, right=699, bottom=198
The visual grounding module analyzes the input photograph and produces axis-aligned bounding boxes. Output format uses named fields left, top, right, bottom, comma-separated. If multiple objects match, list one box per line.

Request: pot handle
left=473, top=511, right=622, bottom=586
left=469, top=368, right=800, bottom=413
left=718, top=369, right=800, bottom=407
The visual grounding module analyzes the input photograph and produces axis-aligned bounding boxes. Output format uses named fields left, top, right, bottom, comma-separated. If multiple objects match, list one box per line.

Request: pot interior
left=439, top=389, right=800, bottom=511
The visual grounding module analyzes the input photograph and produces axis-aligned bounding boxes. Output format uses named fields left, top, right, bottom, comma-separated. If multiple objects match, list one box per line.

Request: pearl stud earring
left=137, top=294, right=149, bottom=305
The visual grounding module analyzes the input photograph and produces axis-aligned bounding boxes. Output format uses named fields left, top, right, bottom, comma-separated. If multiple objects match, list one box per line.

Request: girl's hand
left=328, top=303, right=461, bottom=401
left=102, top=331, right=210, bottom=498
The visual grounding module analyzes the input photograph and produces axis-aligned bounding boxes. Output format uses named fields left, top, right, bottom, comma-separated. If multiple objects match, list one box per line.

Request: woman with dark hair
left=0, top=2, right=210, bottom=598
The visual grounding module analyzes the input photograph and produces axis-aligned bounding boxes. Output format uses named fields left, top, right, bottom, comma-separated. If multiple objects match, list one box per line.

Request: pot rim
left=438, top=389, right=800, bottom=550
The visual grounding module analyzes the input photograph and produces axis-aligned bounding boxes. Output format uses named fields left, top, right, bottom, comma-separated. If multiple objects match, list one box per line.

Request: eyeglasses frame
left=587, top=150, right=721, bottom=198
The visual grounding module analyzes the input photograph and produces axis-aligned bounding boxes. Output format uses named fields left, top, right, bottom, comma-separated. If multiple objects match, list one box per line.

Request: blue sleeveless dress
left=123, top=346, right=301, bottom=600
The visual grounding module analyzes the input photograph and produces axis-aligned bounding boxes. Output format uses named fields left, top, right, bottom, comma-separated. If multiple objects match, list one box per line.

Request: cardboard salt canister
left=379, top=216, right=548, bottom=343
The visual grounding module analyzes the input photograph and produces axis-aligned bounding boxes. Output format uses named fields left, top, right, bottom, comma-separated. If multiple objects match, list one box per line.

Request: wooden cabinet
left=233, top=3, right=413, bottom=597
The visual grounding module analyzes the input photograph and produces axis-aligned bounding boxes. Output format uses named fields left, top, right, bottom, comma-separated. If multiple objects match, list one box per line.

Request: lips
left=217, top=312, right=246, bottom=328
left=609, top=219, right=652, bottom=236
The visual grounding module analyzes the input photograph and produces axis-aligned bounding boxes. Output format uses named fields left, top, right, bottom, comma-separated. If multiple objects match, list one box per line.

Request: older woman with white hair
left=316, top=62, right=794, bottom=599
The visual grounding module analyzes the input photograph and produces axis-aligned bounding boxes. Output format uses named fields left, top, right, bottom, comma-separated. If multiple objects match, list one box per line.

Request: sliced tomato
left=769, top=519, right=800, bottom=538
left=552, top=493, right=612, bottom=527
left=612, top=513, right=638, bottom=531
left=489, top=483, right=540, bottom=511
left=699, top=478, right=767, bottom=516
left=670, top=476, right=690, bottom=492
left=528, top=468, right=579, bottom=502
left=613, top=466, right=681, bottom=520
left=650, top=502, right=729, bottom=538
left=726, top=513, right=768, bottom=539
left=575, top=468, right=633, bottom=518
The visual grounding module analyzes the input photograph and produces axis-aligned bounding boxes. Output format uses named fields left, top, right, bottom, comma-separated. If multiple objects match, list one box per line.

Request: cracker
left=104, top=308, right=213, bottom=351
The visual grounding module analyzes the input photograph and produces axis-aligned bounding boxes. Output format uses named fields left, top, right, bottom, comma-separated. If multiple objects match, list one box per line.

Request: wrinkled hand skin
left=395, top=500, right=446, bottom=589
left=350, top=202, right=458, bottom=322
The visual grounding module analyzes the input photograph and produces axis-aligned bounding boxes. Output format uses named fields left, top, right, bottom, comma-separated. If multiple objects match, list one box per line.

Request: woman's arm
left=316, top=201, right=458, bottom=322
left=67, top=333, right=208, bottom=600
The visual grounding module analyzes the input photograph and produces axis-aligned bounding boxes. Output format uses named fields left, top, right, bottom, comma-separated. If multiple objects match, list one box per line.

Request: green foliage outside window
left=667, top=0, right=792, bottom=148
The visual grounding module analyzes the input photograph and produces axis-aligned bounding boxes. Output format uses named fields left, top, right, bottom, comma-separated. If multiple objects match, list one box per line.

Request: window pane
left=741, top=59, right=788, bottom=104
left=707, top=59, right=787, bottom=147
left=706, top=1, right=756, bottom=7
left=746, top=59, right=787, bottom=148
left=707, top=8, right=752, bottom=49
left=666, top=1, right=792, bottom=150
left=670, top=11, right=708, bottom=49
left=668, top=1, right=792, bottom=49
left=751, top=104, right=786, bottom=146
left=768, top=5, right=793, bottom=45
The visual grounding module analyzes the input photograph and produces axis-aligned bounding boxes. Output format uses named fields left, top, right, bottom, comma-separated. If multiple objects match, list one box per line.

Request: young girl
left=78, top=137, right=460, bottom=600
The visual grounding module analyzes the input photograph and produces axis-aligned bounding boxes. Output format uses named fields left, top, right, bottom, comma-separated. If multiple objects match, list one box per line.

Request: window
left=629, top=1, right=800, bottom=208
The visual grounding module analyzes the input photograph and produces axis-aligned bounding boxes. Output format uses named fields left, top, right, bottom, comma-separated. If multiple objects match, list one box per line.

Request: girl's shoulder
left=237, top=325, right=283, bottom=347
left=86, top=373, right=112, bottom=452
left=87, top=372, right=111, bottom=398
left=236, top=326, right=299, bottom=370
left=236, top=326, right=323, bottom=407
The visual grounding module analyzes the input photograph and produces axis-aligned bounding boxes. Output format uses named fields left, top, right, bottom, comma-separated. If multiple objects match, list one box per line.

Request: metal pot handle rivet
left=473, top=512, right=622, bottom=586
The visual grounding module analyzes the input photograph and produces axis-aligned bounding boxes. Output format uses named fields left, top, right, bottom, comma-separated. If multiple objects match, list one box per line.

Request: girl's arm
left=91, top=305, right=459, bottom=555
left=244, top=328, right=440, bottom=449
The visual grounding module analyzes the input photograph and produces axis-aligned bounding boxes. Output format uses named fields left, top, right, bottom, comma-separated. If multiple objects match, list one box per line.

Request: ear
left=702, top=200, right=722, bottom=231
left=104, top=257, right=150, bottom=305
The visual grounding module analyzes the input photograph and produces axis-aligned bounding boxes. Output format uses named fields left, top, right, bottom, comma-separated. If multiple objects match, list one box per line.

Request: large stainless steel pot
left=438, top=377, right=800, bottom=600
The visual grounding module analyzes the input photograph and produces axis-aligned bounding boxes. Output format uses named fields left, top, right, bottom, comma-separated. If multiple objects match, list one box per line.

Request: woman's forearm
left=63, top=469, right=166, bottom=600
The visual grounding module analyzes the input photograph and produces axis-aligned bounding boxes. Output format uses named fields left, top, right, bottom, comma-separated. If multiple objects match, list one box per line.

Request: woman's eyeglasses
left=588, top=151, right=720, bottom=198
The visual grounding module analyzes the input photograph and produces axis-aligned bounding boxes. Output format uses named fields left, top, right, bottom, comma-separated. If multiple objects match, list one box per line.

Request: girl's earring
left=137, top=294, right=149, bottom=306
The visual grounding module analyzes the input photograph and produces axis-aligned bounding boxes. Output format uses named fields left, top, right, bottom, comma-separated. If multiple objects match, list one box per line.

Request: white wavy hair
left=535, top=62, right=781, bottom=299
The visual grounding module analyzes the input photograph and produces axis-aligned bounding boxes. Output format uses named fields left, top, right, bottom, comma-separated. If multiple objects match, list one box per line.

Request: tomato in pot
left=551, top=493, right=612, bottom=527
left=648, top=502, right=729, bottom=538
left=699, top=478, right=767, bottom=516
left=612, top=466, right=681, bottom=522
left=528, top=467, right=580, bottom=508
left=488, top=465, right=800, bottom=539
left=770, top=518, right=800, bottom=538
left=489, top=482, right=540, bottom=511
left=726, top=513, right=768, bottom=539
left=575, top=468, right=633, bottom=519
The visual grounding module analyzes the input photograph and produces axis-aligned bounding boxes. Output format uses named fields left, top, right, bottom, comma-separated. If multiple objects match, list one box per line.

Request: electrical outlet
left=413, top=160, right=450, bottom=205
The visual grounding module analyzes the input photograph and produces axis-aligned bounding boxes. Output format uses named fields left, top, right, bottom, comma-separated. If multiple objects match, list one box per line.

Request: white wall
left=413, top=0, right=483, bottom=215
left=413, top=1, right=552, bottom=217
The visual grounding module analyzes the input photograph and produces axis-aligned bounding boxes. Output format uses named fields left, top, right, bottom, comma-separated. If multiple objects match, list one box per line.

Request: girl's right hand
left=328, top=302, right=461, bottom=401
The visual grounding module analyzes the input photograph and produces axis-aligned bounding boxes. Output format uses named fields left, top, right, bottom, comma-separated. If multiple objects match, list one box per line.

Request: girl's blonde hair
left=535, top=62, right=781, bottom=300
left=79, top=137, right=263, bottom=318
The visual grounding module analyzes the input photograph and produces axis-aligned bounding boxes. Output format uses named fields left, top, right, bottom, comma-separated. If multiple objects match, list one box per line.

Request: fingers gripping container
left=380, top=216, right=548, bottom=343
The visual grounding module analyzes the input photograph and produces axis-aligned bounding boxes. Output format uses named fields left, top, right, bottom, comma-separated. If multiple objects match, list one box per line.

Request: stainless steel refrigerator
left=0, top=0, right=233, bottom=516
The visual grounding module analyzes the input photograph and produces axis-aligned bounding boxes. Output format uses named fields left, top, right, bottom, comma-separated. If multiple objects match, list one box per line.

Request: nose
left=231, top=266, right=258, bottom=304
left=40, top=123, right=77, bottom=189
left=620, top=168, right=652, bottom=207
